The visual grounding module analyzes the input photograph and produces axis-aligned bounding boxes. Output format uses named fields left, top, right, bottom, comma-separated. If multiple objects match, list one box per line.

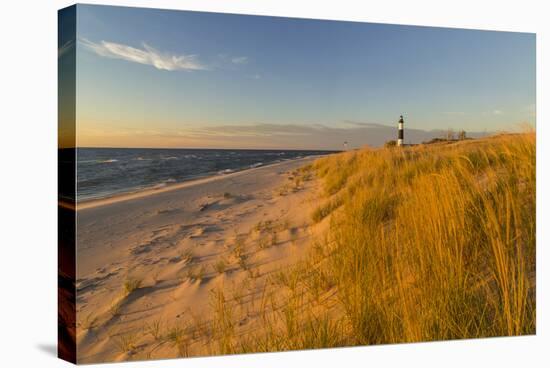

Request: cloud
left=80, top=121, right=494, bottom=150
left=341, top=120, right=391, bottom=128
left=58, top=39, right=75, bottom=59
left=183, top=124, right=318, bottom=138
left=79, top=38, right=207, bottom=71
left=493, top=109, right=503, bottom=115
left=231, top=56, right=248, bottom=64
left=156, top=122, right=492, bottom=150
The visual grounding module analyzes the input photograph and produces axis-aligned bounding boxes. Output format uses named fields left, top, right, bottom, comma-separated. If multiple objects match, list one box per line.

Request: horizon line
left=63, top=146, right=343, bottom=151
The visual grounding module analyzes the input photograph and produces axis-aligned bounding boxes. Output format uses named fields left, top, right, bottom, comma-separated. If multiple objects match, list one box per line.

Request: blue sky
left=74, top=4, right=535, bottom=149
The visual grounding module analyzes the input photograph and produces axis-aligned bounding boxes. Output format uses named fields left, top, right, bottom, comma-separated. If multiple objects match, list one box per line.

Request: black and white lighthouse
left=397, top=115, right=404, bottom=146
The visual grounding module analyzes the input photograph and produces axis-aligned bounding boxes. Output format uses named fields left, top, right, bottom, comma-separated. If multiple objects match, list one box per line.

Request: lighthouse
left=397, top=115, right=404, bottom=146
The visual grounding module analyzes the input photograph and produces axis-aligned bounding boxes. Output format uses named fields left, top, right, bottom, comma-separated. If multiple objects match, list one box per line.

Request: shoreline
left=75, top=150, right=325, bottom=362
left=73, top=156, right=321, bottom=211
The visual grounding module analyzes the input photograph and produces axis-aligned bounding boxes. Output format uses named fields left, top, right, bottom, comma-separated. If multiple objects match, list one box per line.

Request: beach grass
left=124, top=278, right=142, bottom=295
left=114, top=332, right=138, bottom=354
left=314, top=132, right=535, bottom=343
left=145, top=318, right=164, bottom=342
left=205, top=132, right=535, bottom=353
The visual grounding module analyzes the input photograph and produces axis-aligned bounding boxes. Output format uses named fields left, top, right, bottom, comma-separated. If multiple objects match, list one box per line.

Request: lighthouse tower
left=397, top=115, right=404, bottom=146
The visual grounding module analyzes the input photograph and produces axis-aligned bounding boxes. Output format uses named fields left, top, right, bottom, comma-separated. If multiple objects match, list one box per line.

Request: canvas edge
left=58, top=4, right=77, bottom=364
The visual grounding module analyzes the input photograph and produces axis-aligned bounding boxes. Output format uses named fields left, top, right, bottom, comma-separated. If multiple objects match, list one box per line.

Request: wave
left=151, top=183, right=167, bottom=189
left=76, top=148, right=336, bottom=201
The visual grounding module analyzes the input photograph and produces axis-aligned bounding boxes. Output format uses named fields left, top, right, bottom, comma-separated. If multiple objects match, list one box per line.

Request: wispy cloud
left=493, top=109, right=503, bottom=115
left=183, top=124, right=318, bottom=138
left=79, top=38, right=207, bottom=71
left=80, top=122, right=493, bottom=150
left=341, top=120, right=391, bottom=128
left=58, top=39, right=75, bottom=59
left=231, top=56, right=248, bottom=64
left=173, top=122, right=491, bottom=149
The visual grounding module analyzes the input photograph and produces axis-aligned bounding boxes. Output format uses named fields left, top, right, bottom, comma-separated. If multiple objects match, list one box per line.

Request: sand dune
left=75, top=157, right=323, bottom=363
left=73, top=135, right=536, bottom=362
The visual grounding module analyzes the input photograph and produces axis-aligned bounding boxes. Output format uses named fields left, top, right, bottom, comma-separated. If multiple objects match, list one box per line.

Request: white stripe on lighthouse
left=399, top=122, right=403, bottom=130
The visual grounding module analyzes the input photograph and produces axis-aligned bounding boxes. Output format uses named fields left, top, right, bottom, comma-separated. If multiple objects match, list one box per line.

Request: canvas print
left=58, top=4, right=536, bottom=364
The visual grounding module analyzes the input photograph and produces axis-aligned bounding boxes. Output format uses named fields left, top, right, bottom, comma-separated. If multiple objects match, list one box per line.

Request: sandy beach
left=75, top=156, right=324, bottom=362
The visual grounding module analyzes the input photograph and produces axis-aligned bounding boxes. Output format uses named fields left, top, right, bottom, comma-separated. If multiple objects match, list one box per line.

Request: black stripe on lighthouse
left=397, top=115, right=404, bottom=146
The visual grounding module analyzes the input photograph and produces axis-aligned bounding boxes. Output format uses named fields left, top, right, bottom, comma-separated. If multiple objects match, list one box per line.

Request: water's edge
left=76, top=148, right=337, bottom=202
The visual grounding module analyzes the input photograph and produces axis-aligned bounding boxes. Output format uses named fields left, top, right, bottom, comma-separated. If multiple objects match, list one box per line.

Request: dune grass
left=114, top=332, right=138, bottom=354
left=311, top=132, right=536, bottom=343
left=145, top=318, right=164, bottom=342
left=123, top=278, right=142, bottom=295
left=167, top=325, right=191, bottom=357
left=111, top=133, right=535, bottom=359
left=202, top=133, right=535, bottom=354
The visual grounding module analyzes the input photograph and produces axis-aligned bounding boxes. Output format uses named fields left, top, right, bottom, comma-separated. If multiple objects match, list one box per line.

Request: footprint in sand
left=129, top=243, right=152, bottom=255
left=168, top=256, right=182, bottom=263
left=76, top=269, right=120, bottom=293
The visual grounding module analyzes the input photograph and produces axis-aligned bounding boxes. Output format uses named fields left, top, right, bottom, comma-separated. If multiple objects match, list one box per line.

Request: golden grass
left=145, top=318, right=164, bottom=341
left=108, top=133, right=535, bottom=360
left=214, top=258, right=228, bottom=275
left=123, top=278, right=142, bottom=295
left=207, top=132, right=535, bottom=353
left=114, top=333, right=138, bottom=354
left=167, top=325, right=191, bottom=357
left=309, top=132, right=535, bottom=343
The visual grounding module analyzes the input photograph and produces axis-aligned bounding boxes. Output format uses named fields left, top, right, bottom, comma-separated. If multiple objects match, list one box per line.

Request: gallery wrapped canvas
left=58, top=4, right=536, bottom=364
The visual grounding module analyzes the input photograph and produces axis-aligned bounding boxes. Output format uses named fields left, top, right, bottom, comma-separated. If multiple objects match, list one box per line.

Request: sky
left=70, top=4, right=536, bottom=149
